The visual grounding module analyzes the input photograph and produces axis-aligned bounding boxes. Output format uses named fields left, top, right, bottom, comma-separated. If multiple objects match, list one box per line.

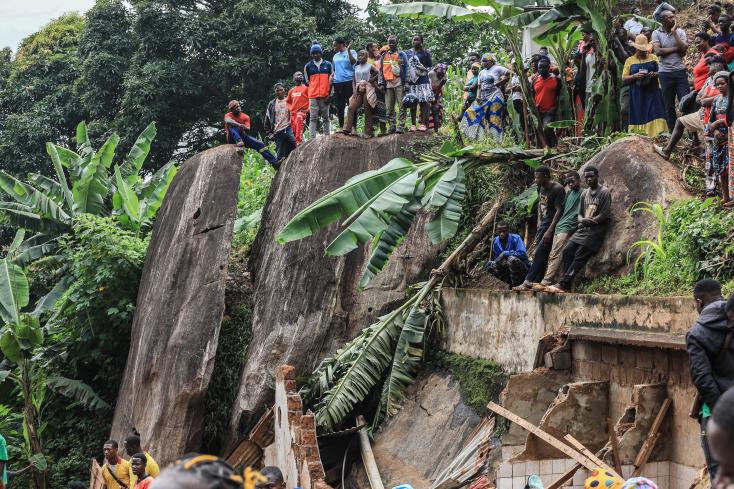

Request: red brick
left=276, top=365, right=296, bottom=381
left=287, top=394, right=302, bottom=411
left=601, top=344, right=618, bottom=365
left=301, top=429, right=317, bottom=446
left=301, top=414, right=316, bottom=431
left=635, top=349, right=653, bottom=370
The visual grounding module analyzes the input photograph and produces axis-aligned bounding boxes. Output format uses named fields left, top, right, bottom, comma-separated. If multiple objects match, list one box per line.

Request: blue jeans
left=228, top=128, right=277, bottom=166
left=658, top=69, right=690, bottom=132
left=274, top=127, right=296, bottom=161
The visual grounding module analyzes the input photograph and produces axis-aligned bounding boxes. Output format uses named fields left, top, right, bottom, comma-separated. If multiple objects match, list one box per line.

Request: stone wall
left=440, top=289, right=696, bottom=373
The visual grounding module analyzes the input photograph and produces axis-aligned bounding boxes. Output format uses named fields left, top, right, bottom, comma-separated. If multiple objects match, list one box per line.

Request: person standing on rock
left=513, top=166, right=565, bottom=292
left=546, top=166, right=611, bottom=293
left=684, top=279, right=734, bottom=483
left=286, top=72, right=309, bottom=145
left=531, top=57, right=560, bottom=147
left=405, top=34, right=434, bottom=132
left=223, top=100, right=279, bottom=167
left=342, top=50, right=378, bottom=137
left=131, top=453, right=154, bottom=489
left=535, top=170, right=582, bottom=290
left=304, top=41, right=334, bottom=138
left=484, top=221, right=530, bottom=288
left=265, top=83, right=296, bottom=163
left=125, top=434, right=159, bottom=487
left=102, top=440, right=132, bottom=489
left=332, top=37, right=358, bottom=131
left=378, top=35, right=409, bottom=134
left=652, top=10, right=689, bottom=131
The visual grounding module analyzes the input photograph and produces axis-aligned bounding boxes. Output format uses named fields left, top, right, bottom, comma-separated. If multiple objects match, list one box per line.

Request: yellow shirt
left=102, top=458, right=132, bottom=489
left=129, top=452, right=160, bottom=486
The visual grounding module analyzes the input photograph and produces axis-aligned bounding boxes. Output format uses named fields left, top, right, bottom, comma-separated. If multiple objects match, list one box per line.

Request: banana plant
left=0, top=231, right=109, bottom=489
left=277, top=143, right=543, bottom=289
left=0, top=121, right=177, bottom=265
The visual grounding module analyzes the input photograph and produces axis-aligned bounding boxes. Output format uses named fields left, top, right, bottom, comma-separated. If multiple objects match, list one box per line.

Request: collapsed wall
left=227, top=133, right=446, bottom=446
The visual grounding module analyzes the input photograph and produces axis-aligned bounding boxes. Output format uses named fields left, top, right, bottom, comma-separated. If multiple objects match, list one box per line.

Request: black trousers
left=701, top=417, right=719, bottom=483
left=333, top=81, right=354, bottom=129
left=487, top=256, right=529, bottom=287
left=559, top=240, right=595, bottom=290
left=525, top=225, right=552, bottom=283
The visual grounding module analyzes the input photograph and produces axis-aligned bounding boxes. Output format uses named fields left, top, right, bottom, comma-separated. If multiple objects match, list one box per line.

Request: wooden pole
left=607, top=418, right=623, bottom=477
left=357, top=415, right=385, bottom=489
left=564, top=435, right=620, bottom=478
left=632, top=399, right=671, bottom=477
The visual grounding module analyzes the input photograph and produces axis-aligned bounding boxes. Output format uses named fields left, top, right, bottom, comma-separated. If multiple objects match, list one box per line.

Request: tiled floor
left=495, top=460, right=699, bottom=489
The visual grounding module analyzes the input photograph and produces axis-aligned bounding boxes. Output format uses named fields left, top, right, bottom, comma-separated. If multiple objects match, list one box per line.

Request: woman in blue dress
left=622, top=34, right=668, bottom=137
left=406, top=35, right=434, bottom=132
left=460, top=54, right=506, bottom=141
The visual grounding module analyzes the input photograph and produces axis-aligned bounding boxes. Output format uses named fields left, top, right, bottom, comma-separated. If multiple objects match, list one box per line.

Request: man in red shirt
left=286, top=72, right=310, bottom=144
left=131, top=453, right=154, bottom=489
left=224, top=100, right=278, bottom=167
left=531, top=57, right=560, bottom=147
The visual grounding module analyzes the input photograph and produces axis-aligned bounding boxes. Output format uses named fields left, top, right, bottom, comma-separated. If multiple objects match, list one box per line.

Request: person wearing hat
left=286, top=72, right=309, bottom=144
left=622, top=33, right=668, bottom=137
left=303, top=40, right=334, bottom=137
left=223, top=100, right=279, bottom=167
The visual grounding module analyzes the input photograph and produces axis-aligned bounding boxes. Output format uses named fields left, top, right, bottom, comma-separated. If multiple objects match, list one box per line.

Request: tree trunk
left=20, top=361, right=46, bottom=489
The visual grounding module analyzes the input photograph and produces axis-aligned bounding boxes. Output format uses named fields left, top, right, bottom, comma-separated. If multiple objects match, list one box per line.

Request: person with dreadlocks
left=224, top=100, right=279, bottom=167
left=131, top=453, right=154, bottom=489
left=149, top=454, right=269, bottom=489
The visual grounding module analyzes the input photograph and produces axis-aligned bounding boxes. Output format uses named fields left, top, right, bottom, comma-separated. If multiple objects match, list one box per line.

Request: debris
left=563, top=434, right=619, bottom=478
left=607, top=418, right=622, bottom=477
left=431, top=417, right=495, bottom=489
left=632, top=399, right=671, bottom=477
left=486, top=402, right=600, bottom=472
left=357, top=415, right=385, bottom=489
left=226, top=407, right=274, bottom=468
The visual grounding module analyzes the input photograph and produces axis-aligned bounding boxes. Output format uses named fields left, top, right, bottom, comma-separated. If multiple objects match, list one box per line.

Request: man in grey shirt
left=652, top=10, right=690, bottom=131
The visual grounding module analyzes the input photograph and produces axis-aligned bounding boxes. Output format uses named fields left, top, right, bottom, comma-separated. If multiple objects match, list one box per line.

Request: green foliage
left=232, top=151, right=276, bottom=252
left=429, top=351, right=507, bottom=414
left=202, top=304, right=253, bottom=453
left=583, top=198, right=734, bottom=296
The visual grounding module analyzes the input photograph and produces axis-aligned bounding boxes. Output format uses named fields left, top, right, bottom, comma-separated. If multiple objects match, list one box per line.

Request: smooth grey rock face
left=580, top=135, right=692, bottom=279
left=227, top=133, right=444, bottom=445
left=111, top=145, right=242, bottom=464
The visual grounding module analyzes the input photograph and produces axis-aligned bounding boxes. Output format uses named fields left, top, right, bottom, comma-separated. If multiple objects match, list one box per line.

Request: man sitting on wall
left=484, top=221, right=530, bottom=288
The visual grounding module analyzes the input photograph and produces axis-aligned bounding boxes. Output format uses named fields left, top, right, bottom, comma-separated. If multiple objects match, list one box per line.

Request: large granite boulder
left=580, top=136, right=692, bottom=278
left=227, top=133, right=445, bottom=445
left=111, top=145, right=242, bottom=464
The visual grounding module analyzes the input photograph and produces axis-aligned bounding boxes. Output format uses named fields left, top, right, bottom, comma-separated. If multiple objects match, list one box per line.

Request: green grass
left=429, top=351, right=507, bottom=414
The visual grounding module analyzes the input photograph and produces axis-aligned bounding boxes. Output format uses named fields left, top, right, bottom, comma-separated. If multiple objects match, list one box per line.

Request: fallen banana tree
left=300, top=198, right=503, bottom=433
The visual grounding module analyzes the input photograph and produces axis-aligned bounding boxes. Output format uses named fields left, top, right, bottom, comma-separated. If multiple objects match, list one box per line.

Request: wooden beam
left=546, top=464, right=582, bottom=489
left=632, top=399, right=671, bottom=477
left=607, top=418, right=623, bottom=477
left=564, top=435, right=619, bottom=478
left=487, top=402, right=598, bottom=471
left=357, top=415, right=385, bottom=489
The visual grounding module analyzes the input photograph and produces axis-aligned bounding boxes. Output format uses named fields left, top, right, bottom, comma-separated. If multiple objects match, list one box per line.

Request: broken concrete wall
left=518, top=381, right=610, bottom=461
left=441, top=289, right=696, bottom=373
left=500, top=370, right=573, bottom=459
left=615, top=383, right=669, bottom=464
left=571, top=341, right=701, bottom=467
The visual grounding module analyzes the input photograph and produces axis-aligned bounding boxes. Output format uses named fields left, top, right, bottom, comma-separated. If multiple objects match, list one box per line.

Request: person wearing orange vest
left=286, top=72, right=309, bottom=144
left=303, top=41, right=334, bottom=137
left=377, top=35, right=409, bottom=134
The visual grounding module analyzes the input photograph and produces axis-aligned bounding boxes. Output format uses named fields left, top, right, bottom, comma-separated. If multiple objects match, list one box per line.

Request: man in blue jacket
left=484, top=221, right=530, bottom=287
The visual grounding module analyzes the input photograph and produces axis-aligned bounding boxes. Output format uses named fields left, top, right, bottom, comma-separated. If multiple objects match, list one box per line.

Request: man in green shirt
left=537, top=171, right=582, bottom=289
left=0, top=433, right=8, bottom=489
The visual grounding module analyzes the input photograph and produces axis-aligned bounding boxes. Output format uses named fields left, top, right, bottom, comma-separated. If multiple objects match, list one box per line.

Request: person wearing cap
left=332, top=37, right=358, bottom=131
left=286, top=72, right=309, bottom=144
left=622, top=34, right=668, bottom=137
left=265, top=83, right=296, bottom=162
left=378, top=35, right=409, bottom=134
left=223, top=100, right=279, bottom=167
left=303, top=41, right=334, bottom=137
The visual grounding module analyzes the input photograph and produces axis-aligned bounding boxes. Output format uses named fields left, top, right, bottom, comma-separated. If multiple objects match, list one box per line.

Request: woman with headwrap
left=460, top=53, right=509, bottom=140
left=707, top=70, right=731, bottom=203
left=429, top=63, right=447, bottom=132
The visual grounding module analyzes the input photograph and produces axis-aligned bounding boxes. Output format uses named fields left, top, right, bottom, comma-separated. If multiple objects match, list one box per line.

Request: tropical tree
left=277, top=144, right=542, bottom=431
left=0, top=231, right=109, bottom=489
left=0, top=121, right=176, bottom=265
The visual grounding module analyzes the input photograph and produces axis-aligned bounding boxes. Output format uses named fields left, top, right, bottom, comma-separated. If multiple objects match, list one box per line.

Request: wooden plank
left=487, top=402, right=598, bottom=471
left=607, top=418, right=623, bottom=477
left=632, top=399, right=671, bottom=477
left=357, top=415, right=386, bottom=489
left=546, top=464, right=581, bottom=489
left=564, top=435, right=619, bottom=478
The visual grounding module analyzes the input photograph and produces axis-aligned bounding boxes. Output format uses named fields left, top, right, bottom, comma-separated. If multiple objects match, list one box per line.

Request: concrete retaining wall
left=440, top=289, right=697, bottom=373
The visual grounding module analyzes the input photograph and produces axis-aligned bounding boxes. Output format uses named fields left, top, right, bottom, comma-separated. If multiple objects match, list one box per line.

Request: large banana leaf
left=13, top=234, right=59, bottom=267
left=138, top=162, right=177, bottom=221
left=359, top=198, right=421, bottom=290
left=31, top=275, right=70, bottom=317
left=0, top=172, right=70, bottom=223
left=313, top=305, right=408, bottom=431
left=527, top=3, right=584, bottom=29
left=96, top=134, right=121, bottom=170
left=46, top=376, right=110, bottom=412
left=121, top=122, right=156, bottom=183
left=71, top=150, right=110, bottom=216
left=325, top=171, right=421, bottom=256
left=277, top=158, right=416, bottom=244
left=426, top=161, right=466, bottom=244
left=0, top=256, right=29, bottom=325
left=378, top=2, right=488, bottom=21
left=75, top=121, right=93, bottom=160
left=27, top=174, right=68, bottom=208
left=114, top=165, right=141, bottom=227
left=371, top=306, right=427, bottom=430
left=0, top=203, right=69, bottom=235
left=45, top=143, right=74, bottom=209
